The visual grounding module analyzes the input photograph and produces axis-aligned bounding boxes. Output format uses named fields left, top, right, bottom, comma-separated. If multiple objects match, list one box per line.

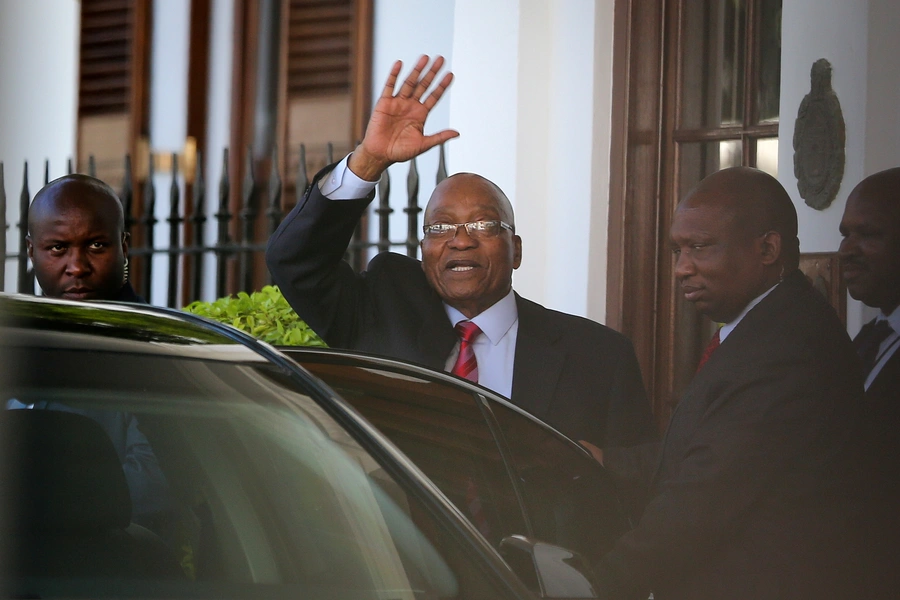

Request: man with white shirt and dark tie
left=839, top=167, right=900, bottom=409
left=265, top=55, right=655, bottom=453
left=839, top=166, right=900, bottom=594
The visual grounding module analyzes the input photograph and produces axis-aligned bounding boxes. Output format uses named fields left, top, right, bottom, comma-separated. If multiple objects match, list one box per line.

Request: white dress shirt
left=443, top=290, right=519, bottom=398
left=718, top=283, right=778, bottom=343
left=319, top=154, right=377, bottom=199
left=864, top=307, right=900, bottom=391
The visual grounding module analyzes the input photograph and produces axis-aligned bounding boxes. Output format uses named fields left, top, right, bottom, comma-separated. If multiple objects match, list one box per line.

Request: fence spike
left=167, top=153, right=182, bottom=308
left=190, top=151, right=206, bottom=301
left=376, top=170, right=393, bottom=255
left=140, top=152, right=158, bottom=300
left=215, top=148, right=232, bottom=299
left=437, top=142, right=448, bottom=183
left=122, top=155, right=134, bottom=235
left=327, top=141, right=334, bottom=164
left=44, top=159, right=50, bottom=185
left=18, top=162, right=32, bottom=293
left=0, top=162, right=6, bottom=290
left=239, top=147, right=258, bottom=292
left=67, top=157, right=73, bottom=175
left=88, top=155, right=96, bottom=177
left=404, top=157, right=421, bottom=258
left=296, top=144, right=308, bottom=196
left=267, top=145, right=282, bottom=239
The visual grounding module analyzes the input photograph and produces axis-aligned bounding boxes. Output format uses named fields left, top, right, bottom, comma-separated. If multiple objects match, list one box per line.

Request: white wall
left=370, top=0, right=456, bottom=262
left=780, top=0, right=900, bottom=334
left=417, top=0, right=611, bottom=319
left=146, top=0, right=191, bottom=305
left=0, top=0, right=79, bottom=291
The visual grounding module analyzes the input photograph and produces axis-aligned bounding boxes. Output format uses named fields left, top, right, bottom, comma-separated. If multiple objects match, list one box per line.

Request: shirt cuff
left=319, top=154, right=379, bottom=200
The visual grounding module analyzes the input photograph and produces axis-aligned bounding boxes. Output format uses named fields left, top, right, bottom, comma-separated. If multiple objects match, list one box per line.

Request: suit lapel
left=511, top=295, right=565, bottom=416
left=415, top=293, right=458, bottom=371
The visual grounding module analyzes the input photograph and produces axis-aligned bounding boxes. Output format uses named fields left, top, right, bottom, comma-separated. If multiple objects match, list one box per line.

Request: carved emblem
left=793, top=59, right=846, bottom=210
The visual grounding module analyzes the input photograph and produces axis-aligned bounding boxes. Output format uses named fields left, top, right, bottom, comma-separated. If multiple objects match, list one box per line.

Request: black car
left=0, top=293, right=617, bottom=599
left=278, top=347, right=632, bottom=571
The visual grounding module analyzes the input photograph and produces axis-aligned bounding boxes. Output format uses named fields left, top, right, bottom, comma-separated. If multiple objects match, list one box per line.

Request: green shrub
left=183, top=285, right=327, bottom=347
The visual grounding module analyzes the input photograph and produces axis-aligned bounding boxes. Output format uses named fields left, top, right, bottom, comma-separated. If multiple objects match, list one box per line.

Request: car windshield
left=0, top=341, right=492, bottom=599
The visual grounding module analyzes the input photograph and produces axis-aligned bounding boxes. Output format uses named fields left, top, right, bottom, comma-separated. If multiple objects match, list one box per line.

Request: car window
left=488, top=400, right=632, bottom=568
left=299, top=362, right=529, bottom=548
left=0, top=346, right=518, bottom=600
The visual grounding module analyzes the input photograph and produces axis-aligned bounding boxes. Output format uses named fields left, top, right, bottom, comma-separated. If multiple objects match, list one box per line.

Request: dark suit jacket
left=266, top=168, right=654, bottom=449
left=858, top=326, right=900, bottom=595
left=599, top=271, right=868, bottom=600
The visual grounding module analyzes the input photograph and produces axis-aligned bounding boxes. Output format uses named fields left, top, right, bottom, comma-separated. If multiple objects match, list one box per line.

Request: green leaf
left=182, top=285, right=327, bottom=347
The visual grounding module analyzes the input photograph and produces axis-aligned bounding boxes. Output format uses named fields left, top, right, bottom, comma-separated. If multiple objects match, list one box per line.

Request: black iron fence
left=1, top=144, right=447, bottom=307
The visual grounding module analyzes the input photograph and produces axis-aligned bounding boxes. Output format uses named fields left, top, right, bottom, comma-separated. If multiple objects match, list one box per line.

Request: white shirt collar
left=719, top=283, right=779, bottom=342
left=880, top=306, right=900, bottom=331
left=444, top=289, right=518, bottom=346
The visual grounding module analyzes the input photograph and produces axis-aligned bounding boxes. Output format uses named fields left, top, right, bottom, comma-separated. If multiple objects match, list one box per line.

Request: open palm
left=350, top=55, right=459, bottom=181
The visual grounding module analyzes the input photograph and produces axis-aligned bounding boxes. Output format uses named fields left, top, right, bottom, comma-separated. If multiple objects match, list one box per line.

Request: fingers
left=380, top=60, right=403, bottom=99
left=421, top=72, right=454, bottom=110
left=383, top=55, right=452, bottom=104
left=396, top=55, right=431, bottom=99
left=412, top=55, right=445, bottom=100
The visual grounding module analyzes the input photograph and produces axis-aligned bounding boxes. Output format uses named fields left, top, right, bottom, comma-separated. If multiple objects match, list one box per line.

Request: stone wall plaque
left=793, top=59, right=846, bottom=211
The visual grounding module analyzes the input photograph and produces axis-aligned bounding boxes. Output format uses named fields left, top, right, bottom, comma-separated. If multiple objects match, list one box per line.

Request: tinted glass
left=680, top=0, right=747, bottom=128
left=678, top=139, right=743, bottom=200
left=488, top=402, right=631, bottom=569
left=0, top=343, right=514, bottom=600
left=299, top=361, right=527, bottom=548
left=757, top=0, right=782, bottom=123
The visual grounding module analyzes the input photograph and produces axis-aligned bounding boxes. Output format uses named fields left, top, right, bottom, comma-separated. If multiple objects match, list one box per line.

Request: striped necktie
left=451, top=321, right=482, bottom=382
left=696, top=327, right=722, bottom=373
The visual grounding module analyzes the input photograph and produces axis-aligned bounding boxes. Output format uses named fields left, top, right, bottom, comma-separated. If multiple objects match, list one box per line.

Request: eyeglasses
left=422, top=220, right=514, bottom=239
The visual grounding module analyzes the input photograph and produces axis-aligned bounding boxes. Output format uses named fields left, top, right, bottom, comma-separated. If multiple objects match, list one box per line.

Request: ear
left=512, top=235, right=522, bottom=270
left=122, top=231, right=130, bottom=257
left=25, top=235, right=33, bottom=260
left=759, top=230, right=781, bottom=266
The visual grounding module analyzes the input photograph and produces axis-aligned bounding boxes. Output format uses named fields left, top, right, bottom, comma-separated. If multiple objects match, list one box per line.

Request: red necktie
left=451, top=321, right=482, bottom=382
left=696, top=327, right=721, bottom=373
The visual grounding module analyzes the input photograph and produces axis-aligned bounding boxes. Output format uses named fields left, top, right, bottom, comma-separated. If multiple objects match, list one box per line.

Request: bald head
left=839, top=167, right=900, bottom=312
left=29, top=174, right=125, bottom=236
left=425, top=173, right=516, bottom=228
left=671, top=167, right=798, bottom=323
left=687, top=167, right=800, bottom=269
left=26, top=174, right=129, bottom=301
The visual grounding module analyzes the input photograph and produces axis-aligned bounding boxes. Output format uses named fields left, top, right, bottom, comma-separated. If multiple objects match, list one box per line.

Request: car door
left=290, top=353, right=631, bottom=569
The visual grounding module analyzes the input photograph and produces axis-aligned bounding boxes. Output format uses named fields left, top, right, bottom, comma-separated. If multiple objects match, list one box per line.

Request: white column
left=0, top=0, right=79, bottom=290
left=448, top=0, right=607, bottom=318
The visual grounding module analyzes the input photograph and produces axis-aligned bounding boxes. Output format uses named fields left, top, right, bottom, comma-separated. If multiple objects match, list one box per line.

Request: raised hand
left=348, top=55, right=459, bottom=181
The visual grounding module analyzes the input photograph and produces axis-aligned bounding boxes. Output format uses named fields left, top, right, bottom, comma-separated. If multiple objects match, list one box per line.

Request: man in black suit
left=24, top=174, right=169, bottom=524
left=839, top=167, right=900, bottom=592
left=266, top=55, right=654, bottom=451
left=597, top=167, right=866, bottom=599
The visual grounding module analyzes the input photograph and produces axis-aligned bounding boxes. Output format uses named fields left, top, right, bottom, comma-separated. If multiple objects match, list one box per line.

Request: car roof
left=277, top=345, right=595, bottom=458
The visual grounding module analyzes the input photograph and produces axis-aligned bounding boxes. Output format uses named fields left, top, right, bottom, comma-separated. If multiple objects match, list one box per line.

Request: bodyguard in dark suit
left=598, top=167, right=866, bottom=599
left=25, top=174, right=170, bottom=524
left=839, top=167, right=900, bottom=593
left=266, top=55, right=654, bottom=451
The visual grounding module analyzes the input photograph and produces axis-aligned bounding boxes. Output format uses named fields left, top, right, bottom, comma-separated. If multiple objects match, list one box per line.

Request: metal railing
left=1, top=143, right=447, bottom=307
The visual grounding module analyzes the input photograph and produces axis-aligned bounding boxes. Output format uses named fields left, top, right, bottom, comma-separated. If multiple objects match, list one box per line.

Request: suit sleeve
left=594, top=348, right=858, bottom=598
left=604, top=336, right=656, bottom=448
left=265, top=166, right=374, bottom=347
